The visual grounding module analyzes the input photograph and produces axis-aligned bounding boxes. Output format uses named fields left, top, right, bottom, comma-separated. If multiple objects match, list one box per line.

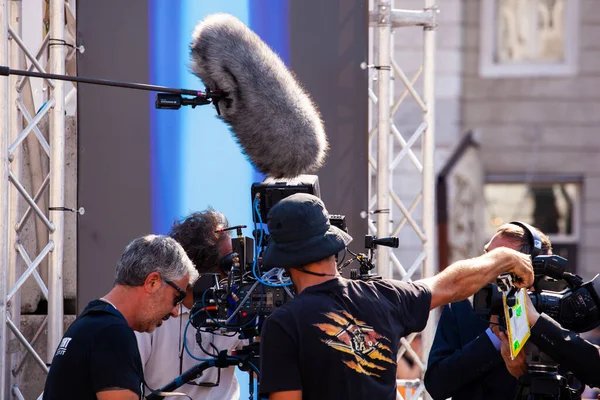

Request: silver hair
left=115, top=234, right=199, bottom=286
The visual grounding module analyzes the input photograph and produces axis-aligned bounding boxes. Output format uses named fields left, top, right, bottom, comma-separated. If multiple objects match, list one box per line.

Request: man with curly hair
left=136, top=209, right=244, bottom=399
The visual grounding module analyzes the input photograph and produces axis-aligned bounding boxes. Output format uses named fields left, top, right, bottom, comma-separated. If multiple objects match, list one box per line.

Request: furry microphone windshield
left=190, top=13, right=328, bottom=178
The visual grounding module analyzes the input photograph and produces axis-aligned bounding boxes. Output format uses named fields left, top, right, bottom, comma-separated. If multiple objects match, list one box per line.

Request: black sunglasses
left=164, top=280, right=187, bottom=306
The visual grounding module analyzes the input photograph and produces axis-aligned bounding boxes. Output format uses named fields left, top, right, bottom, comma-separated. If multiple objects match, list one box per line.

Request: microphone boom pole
left=0, top=66, right=225, bottom=112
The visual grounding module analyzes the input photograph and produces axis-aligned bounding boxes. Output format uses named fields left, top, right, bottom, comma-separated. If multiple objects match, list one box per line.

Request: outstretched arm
left=420, top=247, right=533, bottom=310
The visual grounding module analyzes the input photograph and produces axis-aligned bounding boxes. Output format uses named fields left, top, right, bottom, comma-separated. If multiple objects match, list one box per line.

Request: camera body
left=190, top=274, right=291, bottom=338
left=189, top=175, right=323, bottom=339
left=251, top=174, right=320, bottom=223
left=473, top=255, right=600, bottom=333
left=189, top=174, right=405, bottom=341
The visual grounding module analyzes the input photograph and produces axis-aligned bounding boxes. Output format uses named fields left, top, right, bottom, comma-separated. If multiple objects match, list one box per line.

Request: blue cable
left=201, top=288, right=258, bottom=330
left=246, top=361, right=261, bottom=375
left=183, top=312, right=261, bottom=375
left=183, top=310, right=216, bottom=362
left=183, top=309, right=257, bottom=361
left=252, top=197, right=292, bottom=287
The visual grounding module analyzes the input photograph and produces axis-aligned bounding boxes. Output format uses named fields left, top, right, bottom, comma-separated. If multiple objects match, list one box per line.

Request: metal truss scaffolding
left=368, top=1, right=437, bottom=399
left=0, top=0, right=74, bottom=398
left=0, top=0, right=435, bottom=397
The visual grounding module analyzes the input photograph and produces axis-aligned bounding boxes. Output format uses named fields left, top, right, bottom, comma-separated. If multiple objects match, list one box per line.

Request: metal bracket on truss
left=369, top=4, right=439, bottom=29
left=423, top=5, right=440, bottom=30
left=376, top=1, right=392, bottom=26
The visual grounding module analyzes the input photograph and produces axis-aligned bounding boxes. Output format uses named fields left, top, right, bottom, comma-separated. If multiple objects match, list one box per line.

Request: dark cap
left=262, top=193, right=353, bottom=268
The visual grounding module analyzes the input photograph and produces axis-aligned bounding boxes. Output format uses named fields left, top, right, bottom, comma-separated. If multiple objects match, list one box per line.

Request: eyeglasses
left=164, top=280, right=187, bottom=307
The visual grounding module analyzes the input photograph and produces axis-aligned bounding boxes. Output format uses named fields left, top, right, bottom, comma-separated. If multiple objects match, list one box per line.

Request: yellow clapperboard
left=502, top=288, right=531, bottom=359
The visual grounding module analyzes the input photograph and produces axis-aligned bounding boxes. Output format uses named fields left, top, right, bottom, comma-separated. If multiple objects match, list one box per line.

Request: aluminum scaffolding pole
left=368, top=0, right=437, bottom=398
left=1, top=0, right=74, bottom=397
left=0, top=1, right=10, bottom=397
left=8, top=1, right=23, bottom=395
left=421, top=0, right=437, bottom=373
left=376, top=1, right=392, bottom=279
left=47, top=0, right=66, bottom=359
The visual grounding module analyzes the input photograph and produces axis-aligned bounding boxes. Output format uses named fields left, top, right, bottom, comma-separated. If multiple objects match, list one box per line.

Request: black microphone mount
left=0, top=66, right=226, bottom=114
left=342, top=235, right=400, bottom=281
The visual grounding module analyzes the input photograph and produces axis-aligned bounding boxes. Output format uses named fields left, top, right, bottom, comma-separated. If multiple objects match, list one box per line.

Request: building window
left=480, top=0, right=579, bottom=77
left=484, top=179, right=581, bottom=272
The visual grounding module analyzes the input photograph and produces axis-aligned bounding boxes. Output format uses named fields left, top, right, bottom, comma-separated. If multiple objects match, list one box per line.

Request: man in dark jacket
left=425, top=222, right=552, bottom=400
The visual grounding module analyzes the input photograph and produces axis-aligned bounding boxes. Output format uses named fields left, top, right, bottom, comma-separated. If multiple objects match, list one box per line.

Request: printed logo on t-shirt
left=313, top=310, right=394, bottom=377
left=55, top=337, right=72, bottom=356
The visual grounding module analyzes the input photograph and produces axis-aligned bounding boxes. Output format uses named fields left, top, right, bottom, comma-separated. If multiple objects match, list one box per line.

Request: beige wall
left=386, top=0, right=598, bottom=280
left=461, top=0, right=600, bottom=280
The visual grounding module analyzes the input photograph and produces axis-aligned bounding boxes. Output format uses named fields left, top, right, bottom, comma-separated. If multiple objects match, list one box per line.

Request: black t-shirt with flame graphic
left=259, top=277, right=432, bottom=399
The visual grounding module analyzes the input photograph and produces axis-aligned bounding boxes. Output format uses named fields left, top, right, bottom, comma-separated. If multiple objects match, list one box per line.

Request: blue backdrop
left=148, top=1, right=289, bottom=397
left=149, top=0, right=289, bottom=235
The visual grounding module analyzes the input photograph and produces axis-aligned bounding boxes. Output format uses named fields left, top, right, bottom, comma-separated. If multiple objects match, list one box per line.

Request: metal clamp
left=423, top=5, right=440, bottom=30
left=49, top=206, right=85, bottom=215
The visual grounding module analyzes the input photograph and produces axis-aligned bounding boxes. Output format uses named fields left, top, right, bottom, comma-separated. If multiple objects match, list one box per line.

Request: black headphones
left=509, top=221, right=542, bottom=259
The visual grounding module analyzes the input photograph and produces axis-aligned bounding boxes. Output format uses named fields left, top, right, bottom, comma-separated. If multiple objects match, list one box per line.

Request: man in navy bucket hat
left=258, top=193, right=534, bottom=400
left=261, top=193, right=352, bottom=271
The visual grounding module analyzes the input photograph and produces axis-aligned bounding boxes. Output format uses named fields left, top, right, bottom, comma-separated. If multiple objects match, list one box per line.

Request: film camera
left=189, top=175, right=332, bottom=338
left=149, top=175, right=401, bottom=399
left=149, top=176, right=327, bottom=400
left=148, top=177, right=323, bottom=399
left=473, top=221, right=600, bottom=399
left=474, top=255, right=600, bottom=334
left=188, top=174, right=401, bottom=337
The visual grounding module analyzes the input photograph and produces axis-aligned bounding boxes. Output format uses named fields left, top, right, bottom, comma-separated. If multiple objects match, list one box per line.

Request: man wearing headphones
left=257, top=194, right=534, bottom=400
left=425, top=222, right=553, bottom=400
left=426, top=222, right=600, bottom=399
left=135, top=209, right=244, bottom=399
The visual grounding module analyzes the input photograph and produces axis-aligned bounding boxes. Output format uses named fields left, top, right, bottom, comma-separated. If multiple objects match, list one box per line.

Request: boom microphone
left=190, top=13, right=328, bottom=178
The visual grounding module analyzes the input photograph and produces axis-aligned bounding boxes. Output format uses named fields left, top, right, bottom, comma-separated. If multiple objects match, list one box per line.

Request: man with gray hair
left=43, top=234, right=198, bottom=400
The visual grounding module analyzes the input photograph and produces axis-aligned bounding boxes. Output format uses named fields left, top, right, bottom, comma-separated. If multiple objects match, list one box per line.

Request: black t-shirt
left=259, top=277, right=432, bottom=400
left=43, top=300, right=144, bottom=400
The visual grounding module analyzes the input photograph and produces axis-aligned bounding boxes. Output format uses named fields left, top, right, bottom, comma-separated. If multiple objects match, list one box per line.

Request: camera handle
left=516, top=370, right=585, bottom=400
left=235, top=342, right=261, bottom=400
left=146, top=344, right=261, bottom=400
left=146, top=359, right=219, bottom=400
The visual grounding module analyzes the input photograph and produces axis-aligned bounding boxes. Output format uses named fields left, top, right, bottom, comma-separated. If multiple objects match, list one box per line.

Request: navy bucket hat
left=262, top=193, right=353, bottom=268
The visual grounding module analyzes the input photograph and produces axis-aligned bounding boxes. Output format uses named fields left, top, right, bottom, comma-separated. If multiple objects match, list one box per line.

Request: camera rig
left=188, top=175, right=323, bottom=339
left=473, top=255, right=600, bottom=333
left=150, top=175, right=403, bottom=399
left=338, top=234, right=400, bottom=281
left=473, top=254, right=600, bottom=399
left=149, top=176, right=322, bottom=399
